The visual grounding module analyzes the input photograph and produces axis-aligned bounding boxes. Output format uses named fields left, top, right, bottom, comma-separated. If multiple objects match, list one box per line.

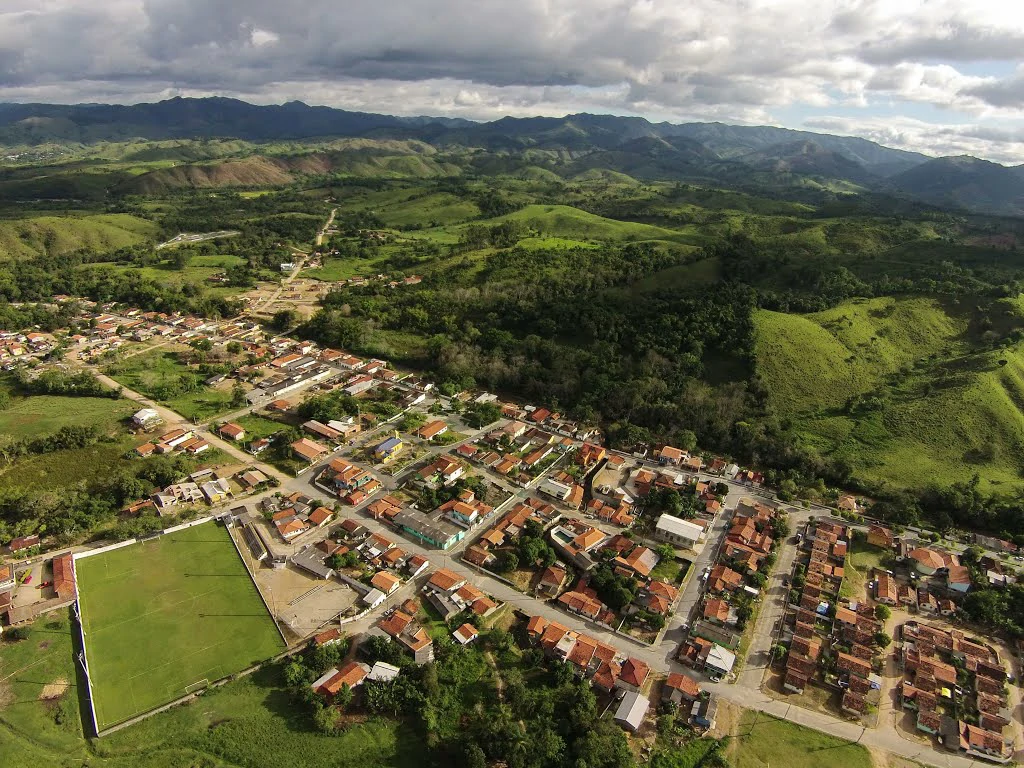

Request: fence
left=71, top=537, right=137, bottom=562
left=162, top=515, right=215, bottom=535
left=222, top=521, right=289, bottom=646
left=70, top=554, right=100, bottom=737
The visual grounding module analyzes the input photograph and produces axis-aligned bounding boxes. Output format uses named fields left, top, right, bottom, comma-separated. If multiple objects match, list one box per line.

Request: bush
left=4, top=626, right=29, bottom=642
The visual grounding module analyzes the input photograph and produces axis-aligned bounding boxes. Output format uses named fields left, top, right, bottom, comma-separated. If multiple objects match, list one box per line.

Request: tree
left=502, top=551, right=520, bottom=572
left=875, top=604, right=891, bottom=621
left=230, top=381, right=247, bottom=408
left=283, top=660, right=308, bottom=687
left=271, top=309, right=299, bottom=331
left=874, top=631, right=892, bottom=648
left=335, top=682, right=354, bottom=709
left=770, top=643, right=788, bottom=662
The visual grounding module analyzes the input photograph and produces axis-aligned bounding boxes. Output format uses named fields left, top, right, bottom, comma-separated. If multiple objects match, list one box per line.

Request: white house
left=655, top=514, right=706, bottom=548
left=613, top=691, right=650, bottom=733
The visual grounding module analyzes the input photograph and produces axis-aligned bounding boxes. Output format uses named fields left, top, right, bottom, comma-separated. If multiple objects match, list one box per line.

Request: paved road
left=64, top=369, right=1013, bottom=768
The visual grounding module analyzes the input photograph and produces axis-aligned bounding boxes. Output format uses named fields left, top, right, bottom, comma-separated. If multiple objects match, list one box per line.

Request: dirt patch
left=37, top=640, right=50, bottom=651
left=40, top=677, right=69, bottom=700
left=0, top=681, right=13, bottom=710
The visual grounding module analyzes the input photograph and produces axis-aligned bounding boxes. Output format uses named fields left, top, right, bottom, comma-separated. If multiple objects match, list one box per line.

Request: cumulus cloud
left=1, top=0, right=1024, bottom=160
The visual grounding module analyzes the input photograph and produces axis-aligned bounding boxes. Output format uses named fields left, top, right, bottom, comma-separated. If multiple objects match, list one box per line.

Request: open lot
left=104, top=349, right=235, bottom=421
left=723, top=707, right=872, bottom=768
left=75, top=521, right=285, bottom=730
left=0, top=380, right=134, bottom=439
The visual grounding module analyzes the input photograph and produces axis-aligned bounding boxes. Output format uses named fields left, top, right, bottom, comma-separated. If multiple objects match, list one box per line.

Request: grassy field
left=76, top=522, right=284, bottom=730
left=754, top=296, right=1024, bottom=490
left=0, top=613, right=418, bottom=768
left=0, top=387, right=134, bottom=440
left=726, top=710, right=872, bottom=768
left=235, top=413, right=290, bottom=441
left=0, top=434, right=139, bottom=492
left=104, top=350, right=235, bottom=421
left=81, top=254, right=250, bottom=296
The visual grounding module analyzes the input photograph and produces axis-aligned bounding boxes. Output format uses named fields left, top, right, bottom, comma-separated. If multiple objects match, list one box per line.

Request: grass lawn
left=76, top=521, right=284, bottom=730
left=727, top=710, right=872, bottom=768
left=842, top=538, right=894, bottom=599
left=235, top=413, right=290, bottom=441
left=104, top=350, right=235, bottom=421
left=0, top=391, right=134, bottom=440
left=0, top=614, right=419, bottom=768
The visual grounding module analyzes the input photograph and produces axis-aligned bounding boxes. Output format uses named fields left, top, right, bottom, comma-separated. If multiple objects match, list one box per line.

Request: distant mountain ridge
left=2, top=97, right=1023, bottom=216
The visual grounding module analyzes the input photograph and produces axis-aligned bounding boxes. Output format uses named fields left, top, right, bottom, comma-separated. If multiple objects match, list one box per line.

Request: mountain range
left=2, top=96, right=1023, bottom=217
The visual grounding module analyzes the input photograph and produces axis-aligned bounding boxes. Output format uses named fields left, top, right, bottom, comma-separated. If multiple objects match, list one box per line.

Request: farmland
left=75, top=521, right=284, bottom=730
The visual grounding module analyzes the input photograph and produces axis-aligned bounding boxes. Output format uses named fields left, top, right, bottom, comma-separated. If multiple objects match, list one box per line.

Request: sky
left=2, top=0, right=1024, bottom=163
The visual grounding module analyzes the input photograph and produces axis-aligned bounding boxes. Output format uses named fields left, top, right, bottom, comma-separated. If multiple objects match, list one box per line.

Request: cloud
left=1, top=1, right=1024, bottom=160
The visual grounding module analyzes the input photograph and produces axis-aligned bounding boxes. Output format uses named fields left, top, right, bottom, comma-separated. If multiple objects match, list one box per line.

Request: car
left=781, top=577, right=789, bottom=587
left=708, top=674, right=722, bottom=683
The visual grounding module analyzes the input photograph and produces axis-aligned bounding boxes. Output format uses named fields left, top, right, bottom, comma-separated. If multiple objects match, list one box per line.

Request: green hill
left=755, top=297, right=1024, bottom=490
left=0, top=214, right=158, bottom=260
left=484, top=204, right=688, bottom=243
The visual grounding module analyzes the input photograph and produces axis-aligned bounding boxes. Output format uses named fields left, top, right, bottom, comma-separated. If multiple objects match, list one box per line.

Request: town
left=0, top=292, right=1021, bottom=767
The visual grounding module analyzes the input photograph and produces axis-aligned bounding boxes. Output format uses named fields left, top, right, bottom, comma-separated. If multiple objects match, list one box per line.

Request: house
left=690, top=695, right=718, bottom=730
left=131, top=408, right=162, bottom=428
left=618, top=658, right=650, bottom=692
left=538, top=565, right=566, bottom=596
left=837, top=495, right=858, bottom=512
left=303, top=420, right=343, bottom=442
left=406, top=554, right=430, bottom=578
left=707, top=564, right=743, bottom=595
left=267, top=399, right=291, bottom=412
left=946, top=565, right=972, bottom=593
left=867, top=525, right=894, bottom=549
left=371, top=571, right=401, bottom=595
left=311, top=661, right=369, bottom=697
left=703, top=598, right=731, bottom=625
left=453, top=623, right=479, bottom=645
left=876, top=572, right=897, bottom=605
left=427, top=568, right=467, bottom=593
left=218, top=422, right=246, bottom=441
left=374, top=435, right=404, bottom=463
left=394, top=509, right=464, bottom=549
left=249, top=438, right=271, bottom=455
left=0, top=564, right=16, bottom=593
left=291, top=437, right=330, bottom=464
left=613, top=691, right=650, bottom=733
left=657, top=445, right=685, bottom=465
left=909, top=547, right=958, bottom=576
left=655, top=514, right=704, bottom=548
left=662, top=672, right=701, bottom=705
left=577, top=442, right=606, bottom=467
left=416, top=420, right=449, bottom=440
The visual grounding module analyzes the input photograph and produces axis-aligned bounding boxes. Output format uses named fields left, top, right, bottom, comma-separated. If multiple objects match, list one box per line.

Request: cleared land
left=76, top=522, right=284, bottom=730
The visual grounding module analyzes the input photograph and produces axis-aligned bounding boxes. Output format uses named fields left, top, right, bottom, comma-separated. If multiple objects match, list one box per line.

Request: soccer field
left=75, top=522, right=285, bottom=730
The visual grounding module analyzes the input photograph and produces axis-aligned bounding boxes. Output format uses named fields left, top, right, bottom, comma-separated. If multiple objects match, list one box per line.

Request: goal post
left=184, top=679, right=209, bottom=695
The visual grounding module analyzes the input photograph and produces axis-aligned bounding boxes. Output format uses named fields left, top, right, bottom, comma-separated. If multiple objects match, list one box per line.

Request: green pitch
left=75, top=522, right=285, bottom=730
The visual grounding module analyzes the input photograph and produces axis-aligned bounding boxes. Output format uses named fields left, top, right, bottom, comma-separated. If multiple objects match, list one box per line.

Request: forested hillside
left=4, top=117, right=1024, bottom=531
